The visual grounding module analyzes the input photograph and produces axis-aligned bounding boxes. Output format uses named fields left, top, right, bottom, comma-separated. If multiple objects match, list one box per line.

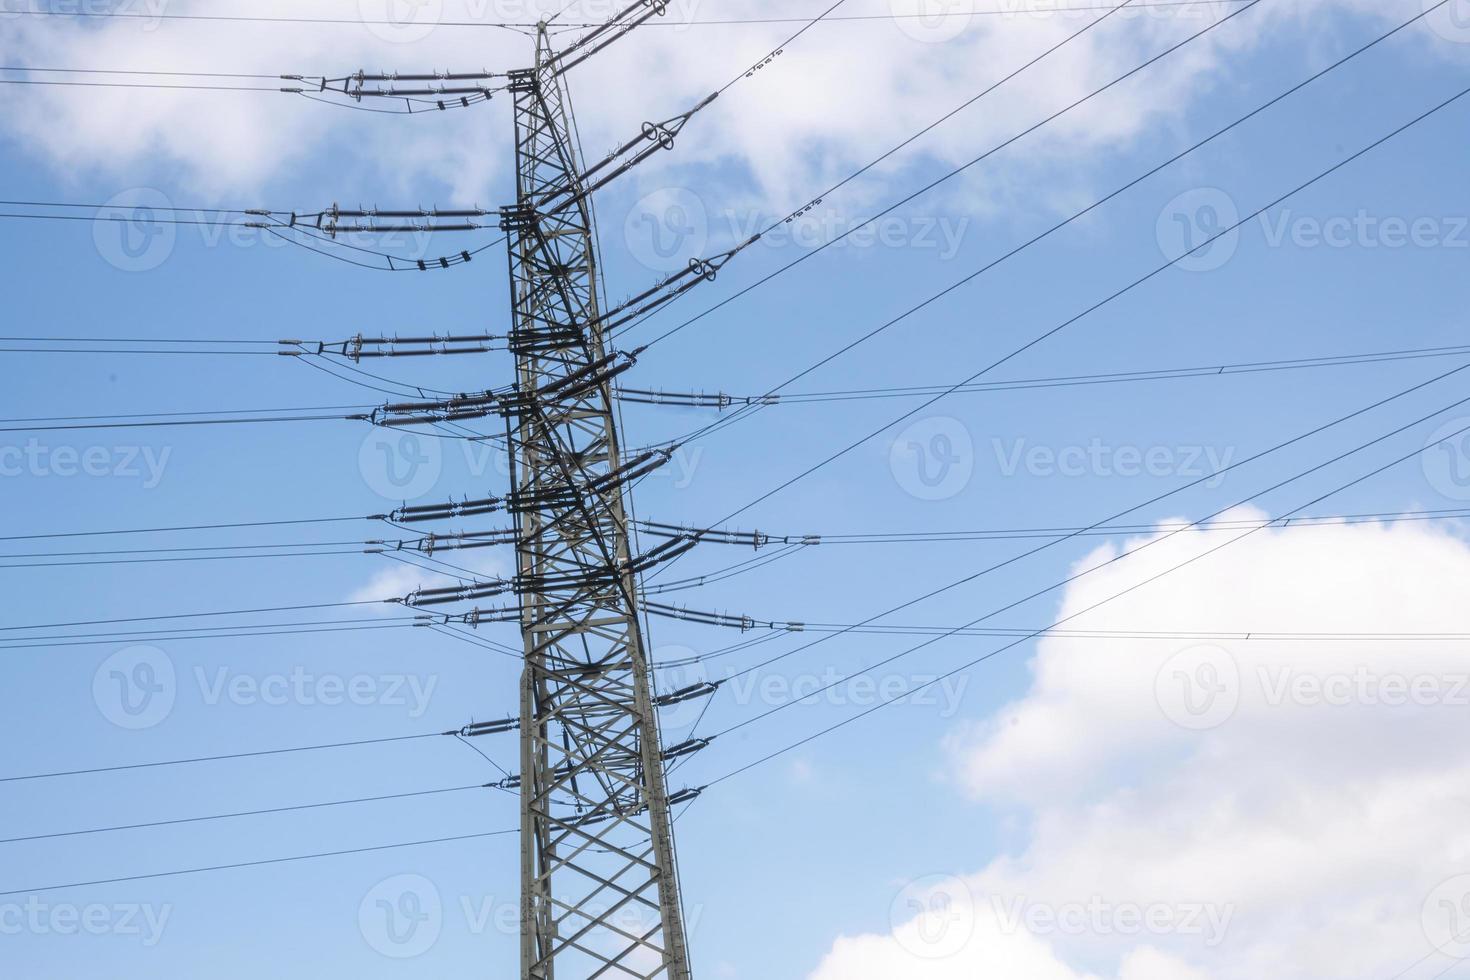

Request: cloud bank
left=809, top=510, right=1470, bottom=979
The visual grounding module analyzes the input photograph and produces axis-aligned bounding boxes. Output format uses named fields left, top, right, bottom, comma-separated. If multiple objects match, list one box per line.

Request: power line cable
left=0, top=79, right=282, bottom=92
left=7, top=337, right=1465, bottom=431
left=0, top=616, right=509, bottom=654
left=0, top=66, right=279, bottom=78
left=702, top=409, right=1470, bottom=786
left=0, top=783, right=491, bottom=844
left=612, top=0, right=1138, bottom=342
left=646, top=67, right=1470, bottom=594
left=686, top=356, right=1470, bottom=686
left=0, top=515, right=369, bottom=544
left=782, top=626, right=1470, bottom=641
left=0, top=199, right=265, bottom=215
left=0, top=614, right=424, bottom=646
left=0, top=548, right=371, bottom=571
left=0, top=403, right=371, bottom=424
left=795, top=507, right=1470, bottom=544
left=0, top=336, right=281, bottom=346
left=3, top=1, right=1252, bottom=29
left=675, top=343, right=1470, bottom=407
left=0, top=830, right=517, bottom=899
left=0, top=539, right=374, bottom=559
left=0, top=623, right=417, bottom=652
left=0, top=413, right=359, bottom=433
left=627, top=0, right=1410, bottom=352
left=0, top=211, right=250, bottom=227
left=0, top=205, right=504, bottom=274
left=713, top=0, right=853, bottom=96
left=0, top=347, right=279, bottom=355
left=0, top=731, right=444, bottom=784
left=0, top=600, right=390, bottom=634
left=706, top=385, right=1469, bottom=691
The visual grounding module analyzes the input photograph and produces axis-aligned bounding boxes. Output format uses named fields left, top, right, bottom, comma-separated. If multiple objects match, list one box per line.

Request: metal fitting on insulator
left=688, top=256, right=716, bottom=282
left=641, top=120, right=676, bottom=150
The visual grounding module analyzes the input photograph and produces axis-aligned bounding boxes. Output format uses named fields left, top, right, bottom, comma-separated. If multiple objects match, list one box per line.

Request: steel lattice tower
left=500, top=25, right=694, bottom=980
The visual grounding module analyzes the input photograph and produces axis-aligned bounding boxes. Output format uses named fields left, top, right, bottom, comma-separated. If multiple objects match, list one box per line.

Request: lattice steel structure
left=500, top=25, right=694, bottom=980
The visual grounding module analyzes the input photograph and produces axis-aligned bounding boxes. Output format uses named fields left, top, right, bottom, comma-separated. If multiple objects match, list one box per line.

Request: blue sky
left=4, top=2, right=1470, bottom=978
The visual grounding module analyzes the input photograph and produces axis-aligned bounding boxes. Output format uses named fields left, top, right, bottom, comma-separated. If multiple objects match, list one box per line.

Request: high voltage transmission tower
left=498, top=22, right=695, bottom=980
left=317, top=4, right=736, bottom=975
left=255, top=3, right=793, bottom=972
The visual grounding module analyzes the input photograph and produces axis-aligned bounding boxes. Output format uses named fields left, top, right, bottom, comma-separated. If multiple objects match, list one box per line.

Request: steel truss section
left=502, top=27, right=693, bottom=980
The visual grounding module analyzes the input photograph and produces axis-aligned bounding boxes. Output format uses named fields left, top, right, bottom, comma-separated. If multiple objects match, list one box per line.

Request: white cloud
left=810, top=913, right=1103, bottom=980
left=348, top=561, right=441, bottom=606
left=347, top=551, right=508, bottom=606
left=2, top=0, right=1456, bottom=213
left=807, top=511, right=1470, bottom=979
